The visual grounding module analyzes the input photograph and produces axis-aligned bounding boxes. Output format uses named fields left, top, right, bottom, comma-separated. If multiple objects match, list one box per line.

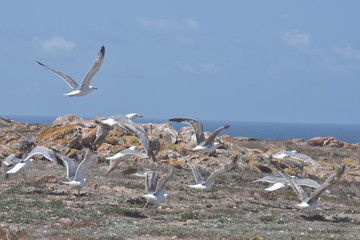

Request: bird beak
left=138, top=115, right=144, bottom=118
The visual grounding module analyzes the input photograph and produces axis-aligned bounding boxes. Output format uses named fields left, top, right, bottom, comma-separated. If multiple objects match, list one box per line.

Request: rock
left=140, top=123, right=178, bottom=144
left=307, top=137, right=353, bottom=148
left=52, top=114, right=96, bottom=128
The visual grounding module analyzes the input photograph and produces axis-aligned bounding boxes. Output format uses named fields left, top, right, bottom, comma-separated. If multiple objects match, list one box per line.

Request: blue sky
left=1, top=1, right=360, bottom=124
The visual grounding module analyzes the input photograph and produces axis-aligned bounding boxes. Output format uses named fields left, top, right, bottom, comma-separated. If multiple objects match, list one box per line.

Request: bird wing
left=54, top=151, right=78, bottom=180
left=36, top=61, right=79, bottom=89
left=93, top=123, right=112, bottom=147
left=80, top=45, right=105, bottom=88
left=291, top=152, right=320, bottom=166
left=265, top=182, right=286, bottom=191
left=270, top=161, right=309, bottom=202
left=74, top=148, right=96, bottom=181
left=24, top=146, right=56, bottom=162
left=169, top=118, right=205, bottom=144
left=203, top=125, right=230, bottom=146
left=294, top=178, right=321, bottom=188
left=120, top=147, right=148, bottom=158
left=184, top=158, right=205, bottom=184
left=253, top=176, right=285, bottom=184
left=308, top=165, right=345, bottom=204
left=145, top=171, right=160, bottom=193
left=205, top=155, right=238, bottom=185
left=155, top=168, right=174, bottom=195
left=6, top=160, right=32, bottom=174
left=2, top=154, right=21, bottom=166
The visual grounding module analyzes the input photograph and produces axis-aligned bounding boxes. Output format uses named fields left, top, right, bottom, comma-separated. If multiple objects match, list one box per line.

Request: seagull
left=185, top=155, right=238, bottom=191
left=169, top=118, right=229, bottom=154
left=6, top=146, right=60, bottom=176
left=36, top=45, right=105, bottom=97
left=105, top=146, right=149, bottom=174
left=2, top=154, right=21, bottom=179
left=141, top=168, right=174, bottom=207
left=55, top=148, right=96, bottom=195
left=96, top=113, right=156, bottom=162
left=271, top=162, right=345, bottom=209
left=254, top=175, right=321, bottom=192
left=273, top=150, right=320, bottom=166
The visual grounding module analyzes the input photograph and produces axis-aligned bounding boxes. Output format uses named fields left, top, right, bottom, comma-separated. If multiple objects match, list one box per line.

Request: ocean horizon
left=3, top=115, right=360, bottom=144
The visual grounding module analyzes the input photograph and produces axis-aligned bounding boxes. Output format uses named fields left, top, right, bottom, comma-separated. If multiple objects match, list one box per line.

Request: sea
left=4, top=115, right=360, bottom=144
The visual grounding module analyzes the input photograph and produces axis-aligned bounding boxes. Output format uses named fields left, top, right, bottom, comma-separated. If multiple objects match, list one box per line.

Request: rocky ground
left=0, top=115, right=359, bottom=240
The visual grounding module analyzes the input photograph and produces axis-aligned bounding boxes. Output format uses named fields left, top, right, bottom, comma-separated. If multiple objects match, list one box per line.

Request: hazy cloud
left=177, top=62, right=219, bottom=74
left=283, top=29, right=310, bottom=48
left=186, top=18, right=200, bottom=31
left=136, top=17, right=200, bottom=32
left=333, top=45, right=360, bottom=59
left=33, top=35, right=76, bottom=56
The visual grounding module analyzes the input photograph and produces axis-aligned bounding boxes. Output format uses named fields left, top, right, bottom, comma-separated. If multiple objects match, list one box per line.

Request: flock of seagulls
left=1, top=45, right=346, bottom=210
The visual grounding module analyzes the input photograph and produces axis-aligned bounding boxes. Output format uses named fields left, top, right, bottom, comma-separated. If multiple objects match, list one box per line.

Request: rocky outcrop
left=307, top=137, right=354, bottom=148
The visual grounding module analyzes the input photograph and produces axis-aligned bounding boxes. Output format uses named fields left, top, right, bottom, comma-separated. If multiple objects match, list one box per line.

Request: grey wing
left=80, top=45, right=105, bottom=88
left=121, top=148, right=148, bottom=158
left=291, top=152, right=320, bottom=166
left=24, top=146, right=55, bottom=161
left=270, top=161, right=309, bottom=202
left=203, top=125, right=230, bottom=146
left=93, top=123, right=112, bottom=147
left=206, top=155, right=238, bottom=183
left=145, top=171, right=159, bottom=193
left=184, top=158, right=205, bottom=184
left=308, top=165, right=345, bottom=203
left=169, top=118, right=205, bottom=144
left=54, top=152, right=78, bottom=180
left=294, top=178, right=321, bottom=188
left=36, top=61, right=79, bottom=89
left=2, top=154, right=21, bottom=166
left=254, top=176, right=285, bottom=184
left=74, top=148, right=96, bottom=181
left=155, top=168, right=174, bottom=195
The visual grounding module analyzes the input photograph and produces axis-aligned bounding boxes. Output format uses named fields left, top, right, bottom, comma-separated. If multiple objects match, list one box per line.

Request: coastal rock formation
left=307, top=137, right=354, bottom=148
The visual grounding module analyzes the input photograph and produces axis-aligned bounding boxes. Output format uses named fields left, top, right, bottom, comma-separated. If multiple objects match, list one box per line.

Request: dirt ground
left=0, top=139, right=360, bottom=240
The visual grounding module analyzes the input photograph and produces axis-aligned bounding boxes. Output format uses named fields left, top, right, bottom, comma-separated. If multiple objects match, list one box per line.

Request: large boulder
left=307, top=137, right=353, bottom=148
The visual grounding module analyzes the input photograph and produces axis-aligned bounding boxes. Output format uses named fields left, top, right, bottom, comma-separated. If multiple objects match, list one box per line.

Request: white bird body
left=36, top=45, right=105, bottom=97
left=185, top=155, right=238, bottom=192
left=254, top=175, right=321, bottom=192
left=273, top=150, right=320, bottom=166
left=190, top=142, right=220, bottom=154
left=7, top=159, right=34, bottom=174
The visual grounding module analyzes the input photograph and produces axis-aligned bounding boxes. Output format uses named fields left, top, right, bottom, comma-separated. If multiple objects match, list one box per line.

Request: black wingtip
left=100, top=45, right=105, bottom=55
left=224, top=125, right=230, bottom=129
left=35, top=60, right=46, bottom=67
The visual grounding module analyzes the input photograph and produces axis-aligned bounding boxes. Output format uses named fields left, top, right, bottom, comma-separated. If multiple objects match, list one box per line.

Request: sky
left=1, top=1, right=360, bottom=125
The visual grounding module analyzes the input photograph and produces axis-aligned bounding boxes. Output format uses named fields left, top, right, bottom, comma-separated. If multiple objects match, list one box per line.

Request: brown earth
left=0, top=115, right=359, bottom=240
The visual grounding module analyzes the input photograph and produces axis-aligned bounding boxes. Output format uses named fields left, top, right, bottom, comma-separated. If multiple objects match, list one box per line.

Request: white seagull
left=36, top=45, right=105, bottom=97
left=55, top=148, right=96, bottom=195
left=2, top=154, right=21, bottom=179
left=271, top=162, right=345, bottom=209
left=96, top=113, right=156, bottom=162
left=273, top=150, right=320, bottom=166
left=185, top=155, right=238, bottom=191
left=169, top=118, right=229, bottom=154
left=6, top=146, right=59, bottom=176
left=254, top=175, right=321, bottom=192
left=105, top=146, right=149, bottom=174
left=142, top=168, right=174, bottom=207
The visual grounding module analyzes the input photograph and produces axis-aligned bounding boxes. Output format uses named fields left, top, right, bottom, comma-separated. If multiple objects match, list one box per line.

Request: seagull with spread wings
left=271, top=162, right=345, bottom=209
left=36, top=45, right=105, bottom=97
left=185, top=155, right=238, bottom=191
left=254, top=175, right=321, bottom=192
left=169, top=118, right=229, bottom=154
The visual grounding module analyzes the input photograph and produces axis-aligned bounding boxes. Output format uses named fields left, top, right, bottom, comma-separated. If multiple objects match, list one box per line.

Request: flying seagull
left=36, top=45, right=105, bottom=97
left=6, top=146, right=60, bottom=177
left=273, top=150, right=320, bottom=166
left=142, top=168, right=174, bottom=207
left=96, top=113, right=156, bottom=162
left=105, top=146, right=149, bottom=174
left=271, top=162, right=345, bottom=209
left=169, top=118, right=230, bottom=154
left=55, top=148, right=96, bottom=195
left=253, top=175, right=321, bottom=192
left=185, top=155, right=238, bottom=191
left=2, top=154, right=21, bottom=179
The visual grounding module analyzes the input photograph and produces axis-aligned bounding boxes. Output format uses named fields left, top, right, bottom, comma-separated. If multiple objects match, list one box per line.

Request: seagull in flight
left=36, top=45, right=105, bottom=97
left=142, top=168, right=174, bottom=207
left=55, top=148, right=97, bottom=195
left=273, top=150, right=320, bottom=166
left=105, top=146, right=149, bottom=174
left=5, top=146, right=61, bottom=177
left=96, top=113, right=156, bottom=162
left=185, top=155, right=238, bottom=191
left=271, top=162, right=345, bottom=209
left=254, top=175, right=321, bottom=192
left=169, top=118, right=230, bottom=154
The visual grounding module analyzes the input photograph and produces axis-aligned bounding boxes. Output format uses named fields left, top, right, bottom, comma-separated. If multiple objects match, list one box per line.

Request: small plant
left=259, top=214, right=275, bottom=222
left=178, top=210, right=201, bottom=221
left=248, top=234, right=265, bottom=240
